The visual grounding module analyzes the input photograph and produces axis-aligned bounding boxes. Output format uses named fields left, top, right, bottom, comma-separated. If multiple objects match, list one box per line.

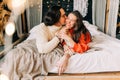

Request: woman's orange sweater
left=72, top=32, right=91, bottom=53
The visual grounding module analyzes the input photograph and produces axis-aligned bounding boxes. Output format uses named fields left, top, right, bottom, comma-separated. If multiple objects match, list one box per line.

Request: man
left=27, top=5, right=70, bottom=75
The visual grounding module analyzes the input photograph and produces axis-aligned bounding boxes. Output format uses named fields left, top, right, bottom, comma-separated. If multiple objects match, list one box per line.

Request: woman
left=56, top=10, right=92, bottom=75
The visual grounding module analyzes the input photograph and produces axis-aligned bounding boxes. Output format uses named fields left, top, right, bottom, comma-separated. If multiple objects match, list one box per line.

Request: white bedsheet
left=49, top=21, right=120, bottom=73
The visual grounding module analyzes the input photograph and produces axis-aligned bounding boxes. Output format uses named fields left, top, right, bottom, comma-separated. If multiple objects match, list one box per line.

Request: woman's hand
left=56, top=54, right=70, bottom=75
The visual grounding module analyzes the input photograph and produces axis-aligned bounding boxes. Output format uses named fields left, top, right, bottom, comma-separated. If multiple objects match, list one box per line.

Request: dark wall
left=116, top=4, right=120, bottom=39
left=42, top=0, right=73, bottom=21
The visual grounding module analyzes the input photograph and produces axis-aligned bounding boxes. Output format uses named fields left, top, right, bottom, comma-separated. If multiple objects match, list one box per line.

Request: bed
left=1, top=21, right=120, bottom=80
left=48, top=21, right=120, bottom=74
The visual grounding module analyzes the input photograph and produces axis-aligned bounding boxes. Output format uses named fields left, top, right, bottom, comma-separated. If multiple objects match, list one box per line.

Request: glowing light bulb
left=12, top=0, right=27, bottom=9
left=5, top=22, right=15, bottom=36
left=0, top=74, right=9, bottom=80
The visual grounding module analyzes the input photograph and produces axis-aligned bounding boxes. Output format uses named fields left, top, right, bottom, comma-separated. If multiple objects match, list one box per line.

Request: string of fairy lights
left=28, top=0, right=73, bottom=13
left=43, top=0, right=72, bottom=9
left=42, top=0, right=73, bottom=18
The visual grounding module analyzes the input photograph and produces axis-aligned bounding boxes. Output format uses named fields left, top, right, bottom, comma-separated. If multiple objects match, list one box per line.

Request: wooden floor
left=44, top=72, right=120, bottom=80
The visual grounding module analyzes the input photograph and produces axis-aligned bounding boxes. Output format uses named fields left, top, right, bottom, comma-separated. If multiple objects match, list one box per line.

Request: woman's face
left=65, top=13, right=77, bottom=29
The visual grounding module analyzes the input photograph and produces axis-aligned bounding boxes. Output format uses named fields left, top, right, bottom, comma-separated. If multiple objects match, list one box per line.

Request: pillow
left=83, top=20, right=100, bottom=36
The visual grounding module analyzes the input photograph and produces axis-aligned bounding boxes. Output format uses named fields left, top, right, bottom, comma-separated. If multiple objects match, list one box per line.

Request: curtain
left=26, top=0, right=42, bottom=32
left=73, top=0, right=88, bottom=17
left=92, top=0, right=106, bottom=32
left=16, top=0, right=43, bottom=38
left=107, top=0, right=119, bottom=37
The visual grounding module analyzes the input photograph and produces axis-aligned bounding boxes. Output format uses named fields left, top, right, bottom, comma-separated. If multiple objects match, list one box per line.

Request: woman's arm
left=63, top=44, right=75, bottom=56
left=56, top=44, right=75, bottom=75
left=56, top=52, right=70, bottom=75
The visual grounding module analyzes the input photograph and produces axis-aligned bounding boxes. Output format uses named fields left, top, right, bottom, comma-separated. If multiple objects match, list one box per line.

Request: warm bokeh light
left=12, top=0, right=26, bottom=8
left=0, top=74, right=9, bottom=80
left=6, top=0, right=27, bottom=12
left=12, top=0, right=27, bottom=14
left=5, top=22, right=15, bottom=36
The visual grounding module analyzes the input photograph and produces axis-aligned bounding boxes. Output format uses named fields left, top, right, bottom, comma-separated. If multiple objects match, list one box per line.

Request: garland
left=74, top=0, right=88, bottom=17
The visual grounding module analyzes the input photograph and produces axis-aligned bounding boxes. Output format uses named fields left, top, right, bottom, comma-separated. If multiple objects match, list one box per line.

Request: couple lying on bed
left=0, top=5, right=91, bottom=79
left=29, top=5, right=91, bottom=75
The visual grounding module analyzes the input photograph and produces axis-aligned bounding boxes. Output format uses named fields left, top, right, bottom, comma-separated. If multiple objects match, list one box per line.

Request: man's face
left=58, top=8, right=67, bottom=26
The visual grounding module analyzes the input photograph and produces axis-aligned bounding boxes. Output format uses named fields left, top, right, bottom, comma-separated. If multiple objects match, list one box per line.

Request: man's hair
left=43, top=6, right=62, bottom=26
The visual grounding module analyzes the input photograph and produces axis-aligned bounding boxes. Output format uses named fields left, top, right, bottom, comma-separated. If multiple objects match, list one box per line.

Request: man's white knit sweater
left=27, top=23, right=62, bottom=53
